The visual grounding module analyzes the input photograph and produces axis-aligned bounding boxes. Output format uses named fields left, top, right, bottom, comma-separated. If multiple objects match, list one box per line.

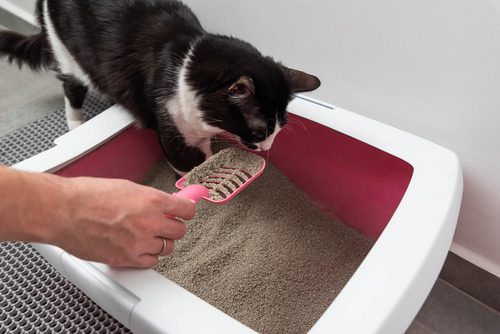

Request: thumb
left=161, top=192, right=196, bottom=220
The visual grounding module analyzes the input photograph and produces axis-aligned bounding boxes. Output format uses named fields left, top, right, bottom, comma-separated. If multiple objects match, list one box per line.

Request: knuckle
left=164, top=195, right=194, bottom=219
left=163, top=194, right=179, bottom=213
left=146, top=191, right=164, bottom=208
left=165, top=219, right=186, bottom=240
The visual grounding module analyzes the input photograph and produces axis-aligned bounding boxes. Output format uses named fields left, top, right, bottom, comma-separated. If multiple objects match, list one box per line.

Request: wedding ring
left=156, top=238, right=167, bottom=256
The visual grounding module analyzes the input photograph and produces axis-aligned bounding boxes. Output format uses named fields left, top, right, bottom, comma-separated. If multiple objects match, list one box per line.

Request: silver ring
left=156, top=238, right=167, bottom=256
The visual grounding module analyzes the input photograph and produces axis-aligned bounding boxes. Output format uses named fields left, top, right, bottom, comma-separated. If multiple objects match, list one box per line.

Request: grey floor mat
left=0, top=93, right=111, bottom=166
left=0, top=95, right=131, bottom=333
left=0, top=58, right=62, bottom=138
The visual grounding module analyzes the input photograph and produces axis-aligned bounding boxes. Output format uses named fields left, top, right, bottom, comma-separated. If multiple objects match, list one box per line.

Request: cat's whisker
left=169, top=133, right=223, bottom=141
left=287, top=118, right=308, bottom=131
left=265, top=147, right=271, bottom=163
left=211, top=136, right=243, bottom=147
left=287, top=118, right=312, bottom=140
left=211, top=138, right=239, bottom=145
left=203, top=116, right=221, bottom=121
left=203, top=117, right=224, bottom=124
left=282, top=125, right=296, bottom=137
left=282, top=127, right=297, bottom=143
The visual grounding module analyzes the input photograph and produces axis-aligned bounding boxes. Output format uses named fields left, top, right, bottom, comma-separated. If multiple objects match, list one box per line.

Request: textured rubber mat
left=0, top=95, right=131, bottom=333
left=0, top=243, right=130, bottom=334
left=0, top=93, right=111, bottom=166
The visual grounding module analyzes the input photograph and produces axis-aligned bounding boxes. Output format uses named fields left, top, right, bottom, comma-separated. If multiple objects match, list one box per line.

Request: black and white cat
left=0, top=0, right=320, bottom=173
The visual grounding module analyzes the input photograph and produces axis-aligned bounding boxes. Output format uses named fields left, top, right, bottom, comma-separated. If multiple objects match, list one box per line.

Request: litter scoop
left=174, top=147, right=266, bottom=204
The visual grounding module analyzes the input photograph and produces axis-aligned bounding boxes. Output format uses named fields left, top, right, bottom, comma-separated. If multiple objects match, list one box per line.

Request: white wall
left=13, top=0, right=33, bottom=12
left=0, top=0, right=37, bottom=24
left=181, top=0, right=500, bottom=277
left=4, top=0, right=500, bottom=277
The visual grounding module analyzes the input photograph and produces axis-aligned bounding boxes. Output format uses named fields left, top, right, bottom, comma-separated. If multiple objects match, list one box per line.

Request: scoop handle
left=174, top=184, right=209, bottom=204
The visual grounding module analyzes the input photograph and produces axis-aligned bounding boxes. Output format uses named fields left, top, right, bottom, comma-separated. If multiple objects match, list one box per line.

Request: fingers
left=157, top=191, right=196, bottom=220
left=147, top=189, right=190, bottom=240
left=154, top=237, right=175, bottom=257
left=142, top=237, right=175, bottom=260
left=109, top=239, right=176, bottom=268
left=153, top=217, right=186, bottom=240
left=135, top=238, right=175, bottom=268
left=58, top=178, right=195, bottom=269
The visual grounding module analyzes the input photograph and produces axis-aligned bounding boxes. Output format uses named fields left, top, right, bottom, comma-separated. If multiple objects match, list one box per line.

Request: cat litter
left=145, top=159, right=374, bottom=334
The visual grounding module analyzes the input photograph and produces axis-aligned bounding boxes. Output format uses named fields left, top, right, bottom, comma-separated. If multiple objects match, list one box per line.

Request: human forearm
left=0, top=165, right=70, bottom=243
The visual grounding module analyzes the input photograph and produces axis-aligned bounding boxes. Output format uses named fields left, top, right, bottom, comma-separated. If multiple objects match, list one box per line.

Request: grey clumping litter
left=183, top=148, right=264, bottom=201
left=143, top=160, right=374, bottom=334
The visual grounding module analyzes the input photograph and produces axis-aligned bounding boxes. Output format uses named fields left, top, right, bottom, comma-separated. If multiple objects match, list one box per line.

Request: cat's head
left=186, top=35, right=320, bottom=151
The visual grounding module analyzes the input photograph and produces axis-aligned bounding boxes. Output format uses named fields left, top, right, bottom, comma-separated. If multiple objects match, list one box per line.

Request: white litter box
left=14, top=96, right=463, bottom=333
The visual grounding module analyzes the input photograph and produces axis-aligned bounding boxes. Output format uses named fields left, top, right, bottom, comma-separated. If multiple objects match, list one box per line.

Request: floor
left=409, top=279, right=500, bottom=333
left=2, top=24, right=500, bottom=334
left=0, top=58, right=62, bottom=137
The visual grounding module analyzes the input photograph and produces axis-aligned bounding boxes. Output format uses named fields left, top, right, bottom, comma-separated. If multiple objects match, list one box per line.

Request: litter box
left=13, top=96, right=463, bottom=333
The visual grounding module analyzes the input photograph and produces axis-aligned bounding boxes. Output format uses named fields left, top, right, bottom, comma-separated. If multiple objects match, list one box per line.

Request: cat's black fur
left=0, top=0, right=320, bottom=172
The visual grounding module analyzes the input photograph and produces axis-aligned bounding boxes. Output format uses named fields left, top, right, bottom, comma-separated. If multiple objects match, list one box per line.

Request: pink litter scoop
left=174, top=147, right=266, bottom=204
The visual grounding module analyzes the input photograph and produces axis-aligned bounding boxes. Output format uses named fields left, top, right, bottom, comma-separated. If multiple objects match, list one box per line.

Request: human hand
left=43, top=176, right=195, bottom=268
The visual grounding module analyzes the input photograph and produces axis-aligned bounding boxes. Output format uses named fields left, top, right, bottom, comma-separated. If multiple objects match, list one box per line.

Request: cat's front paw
left=66, top=118, right=84, bottom=130
left=65, top=104, right=84, bottom=130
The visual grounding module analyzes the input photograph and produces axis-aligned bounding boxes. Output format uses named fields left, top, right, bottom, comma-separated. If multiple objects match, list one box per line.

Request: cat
left=0, top=0, right=320, bottom=173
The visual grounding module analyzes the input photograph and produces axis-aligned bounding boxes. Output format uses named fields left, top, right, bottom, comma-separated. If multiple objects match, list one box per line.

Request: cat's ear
left=281, top=66, right=321, bottom=93
left=228, top=76, right=255, bottom=100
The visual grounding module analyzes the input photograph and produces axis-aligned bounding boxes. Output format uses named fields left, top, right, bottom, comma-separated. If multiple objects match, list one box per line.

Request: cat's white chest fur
left=43, top=1, right=92, bottom=86
left=165, top=46, right=222, bottom=158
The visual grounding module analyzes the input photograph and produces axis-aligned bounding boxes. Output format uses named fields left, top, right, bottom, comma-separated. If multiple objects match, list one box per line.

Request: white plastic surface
left=0, top=0, right=37, bottom=25
left=22, top=96, right=462, bottom=334
left=13, top=104, right=134, bottom=173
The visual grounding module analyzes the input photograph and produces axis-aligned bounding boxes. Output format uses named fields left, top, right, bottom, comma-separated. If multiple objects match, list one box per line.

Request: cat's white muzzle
left=255, top=124, right=282, bottom=151
left=219, top=123, right=281, bottom=152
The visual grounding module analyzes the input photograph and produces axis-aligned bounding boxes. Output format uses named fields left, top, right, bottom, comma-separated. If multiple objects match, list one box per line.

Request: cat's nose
left=244, top=142, right=260, bottom=151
